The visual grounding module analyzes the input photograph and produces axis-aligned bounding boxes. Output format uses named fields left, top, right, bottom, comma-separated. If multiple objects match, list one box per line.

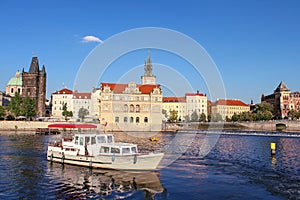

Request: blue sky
left=0, top=0, right=300, bottom=103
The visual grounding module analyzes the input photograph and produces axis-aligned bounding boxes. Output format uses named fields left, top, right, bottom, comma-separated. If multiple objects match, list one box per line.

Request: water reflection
left=47, top=163, right=165, bottom=199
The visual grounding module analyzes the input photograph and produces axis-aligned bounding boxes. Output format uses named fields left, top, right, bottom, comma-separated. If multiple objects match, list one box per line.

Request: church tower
left=141, top=53, right=156, bottom=85
left=22, top=57, right=47, bottom=116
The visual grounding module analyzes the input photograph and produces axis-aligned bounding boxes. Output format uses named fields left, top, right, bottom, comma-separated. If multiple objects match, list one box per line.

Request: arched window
left=11, top=88, right=14, bottom=94
left=124, top=104, right=128, bottom=112
left=136, top=105, right=140, bottom=113
left=17, top=88, right=21, bottom=94
left=130, top=104, right=134, bottom=112
left=144, top=117, right=148, bottom=123
left=130, top=117, right=134, bottom=123
left=136, top=117, right=140, bottom=123
left=124, top=117, right=128, bottom=123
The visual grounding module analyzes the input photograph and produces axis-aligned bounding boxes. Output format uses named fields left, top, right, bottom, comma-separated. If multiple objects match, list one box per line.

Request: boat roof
left=101, top=142, right=137, bottom=147
left=48, top=123, right=97, bottom=129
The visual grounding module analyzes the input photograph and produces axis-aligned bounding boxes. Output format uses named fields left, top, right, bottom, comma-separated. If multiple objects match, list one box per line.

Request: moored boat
left=47, top=133, right=164, bottom=170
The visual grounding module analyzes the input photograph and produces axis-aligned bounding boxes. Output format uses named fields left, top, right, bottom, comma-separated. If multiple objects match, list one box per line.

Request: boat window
left=85, top=137, right=90, bottom=145
left=79, top=137, right=84, bottom=146
left=75, top=136, right=79, bottom=145
left=111, top=147, right=120, bottom=154
left=131, top=147, right=137, bottom=153
left=91, top=137, right=96, bottom=145
left=107, top=136, right=113, bottom=143
left=100, top=146, right=110, bottom=153
left=97, top=136, right=106, bottom=143
left=122, top=147, right=130, bottom=154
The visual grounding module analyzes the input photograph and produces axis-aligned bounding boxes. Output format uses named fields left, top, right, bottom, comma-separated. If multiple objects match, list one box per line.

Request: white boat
left=47, top=133, right=164, bottom=170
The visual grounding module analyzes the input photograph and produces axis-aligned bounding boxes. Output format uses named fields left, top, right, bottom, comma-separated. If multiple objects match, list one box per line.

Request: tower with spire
left=22, top=56, right=47, bottom=116
left=141, top=53, right=156, bottom=85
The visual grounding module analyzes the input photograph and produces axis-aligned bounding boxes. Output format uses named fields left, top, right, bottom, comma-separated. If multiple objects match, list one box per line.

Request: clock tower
left=141, top=53, right=156, bottom=85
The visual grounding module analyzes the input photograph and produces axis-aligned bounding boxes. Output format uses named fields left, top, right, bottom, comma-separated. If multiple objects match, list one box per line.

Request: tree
left=211, top=113, right=223, bottom=122
left=169, top=109, right=178, bottom=122
left=288, top=109, right=300, bottom=120
left=7, top=93, right=22, bottom=117
left=62, top=103, right=73, bottom=121
left=21, top=97, right=36, bottom=119
left=199, top=113, right=206, bottom=122
left=78, top=107, right=89, bottom=122
left=191, top=110, right=199, bottom=122
left=184, top=115, right=190, bottom=122
left=0, top=106, right=5, bottom=119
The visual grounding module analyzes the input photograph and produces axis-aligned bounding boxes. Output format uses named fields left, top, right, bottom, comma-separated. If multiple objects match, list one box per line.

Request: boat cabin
left=73, top=134, right=114, bottom=146
left=99, top=143, right=138, bottom=155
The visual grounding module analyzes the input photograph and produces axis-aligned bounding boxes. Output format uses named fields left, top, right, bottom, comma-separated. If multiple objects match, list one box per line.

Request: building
left=97, top=54, right=162, bottom=131
left=0, top=91, right=2, bottom=106
left=211, top=99, right=250, bottom=120
left=72, top=91, right=92, bottom=121
left=6, top=70, right=22, bottom=97
left=51, top=88, right=73, bottom=118
left=22, top=57, right=47, bottom=116
left=262, top=81, right=300, bottom=119
left=162, top=97, right=186, bottom=121
left=186, top=91, right=208, bottom=119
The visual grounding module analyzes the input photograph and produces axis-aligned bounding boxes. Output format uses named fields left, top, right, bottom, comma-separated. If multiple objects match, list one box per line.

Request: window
left=130, top=117, right=134, bottom=123
left=136, top=117, right=140, bottom=123
left=100, top=146, right=109, bottom=153
left=97, top=136, right=106, bottom=143
left=131, top=147, right=137, bottom=153
left=124, top=104, right=128, bottom=112
left=107, top=135, right=113, bottom=143
left=75, top=136, right=79, bottom=145
left=130, top=104, right=134, bottom=112
left=115, top=116, right=119, bottom=123
left=10, top=88, right=14, bottom=94
left=91, top=137, right=96, bottom=145
left=79, top=137, right=84, bottom=146
left=144, top=117, right=148, bottom=123
left=136, top=105, right=140, bottom=112
left=17, top=88, right=21, bottom=94
left=122, top=147, right=130, bottom=154
left=124, top=117, right=128, bottom=123
left=111, top=147, right=120, bottom=154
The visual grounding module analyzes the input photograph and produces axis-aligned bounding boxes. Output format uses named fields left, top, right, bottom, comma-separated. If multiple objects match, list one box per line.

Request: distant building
left=0, top=91, right=3, bottom=106
left=162, top=97, right=187, bottom=121
left=211, top=99, right=250, bottom=120
left=72, top=91, right=92, bottom=121
left=22, top=57, right=47, bottom=116
left=95, top=54, right=163, bottom=131
left=51, top=88, right=73, bottom=118
left=262, top=81, right=300, bottom=119
left=6, top=70, right=22, bottom=97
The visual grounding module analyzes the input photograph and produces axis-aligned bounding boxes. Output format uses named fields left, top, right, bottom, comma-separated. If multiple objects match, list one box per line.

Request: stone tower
left=141, top=53, right=156, bottom=85
left=22, top=57, right=47, bottom=116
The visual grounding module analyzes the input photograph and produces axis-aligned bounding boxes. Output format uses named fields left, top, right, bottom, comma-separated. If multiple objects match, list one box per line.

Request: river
left=0, top=131, right=299, bottom=199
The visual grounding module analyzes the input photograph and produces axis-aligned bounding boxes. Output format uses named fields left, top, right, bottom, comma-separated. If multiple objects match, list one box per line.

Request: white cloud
left=82, top=35, right=103, bottom=43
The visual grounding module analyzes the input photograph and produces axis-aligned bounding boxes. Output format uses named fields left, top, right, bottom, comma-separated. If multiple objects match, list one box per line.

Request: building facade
left=211, top=99, right=250, bottom=120
left=51, top=88, right=73, bottom=118
left=186, top=92, right=208, bottom=119
left=72, top=92, right=92, bottom=121
left=162, top=97, right=186, bottom=121
left=262, top=81, right=300, bottom=119
left=22, top=57, right=47, bottom=116
left=6, top=70, right=22, bottom=97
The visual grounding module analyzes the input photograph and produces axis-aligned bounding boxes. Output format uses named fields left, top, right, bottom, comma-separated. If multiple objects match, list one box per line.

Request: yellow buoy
left=270, top=142, right=276, bottom=155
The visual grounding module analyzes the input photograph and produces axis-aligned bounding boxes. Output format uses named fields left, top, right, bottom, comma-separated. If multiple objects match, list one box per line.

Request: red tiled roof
left=163, top=97, right=186, bottom=102
left=73, top=92, right=91, bottom=99
left=52, top=88, right=73, bottom=95
left=185, top=93, right=204, bottom=96
left=100, top=83, right=160, bottom=94
left=213, top=99, right=248, bottom=106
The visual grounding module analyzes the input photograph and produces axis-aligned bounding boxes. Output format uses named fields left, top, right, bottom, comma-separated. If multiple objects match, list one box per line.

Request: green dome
left=7, top=71, right=22, bottom=86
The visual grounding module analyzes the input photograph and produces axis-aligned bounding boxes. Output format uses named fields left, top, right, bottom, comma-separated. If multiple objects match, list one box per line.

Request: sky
left=0, top=0, right=300, bottom=103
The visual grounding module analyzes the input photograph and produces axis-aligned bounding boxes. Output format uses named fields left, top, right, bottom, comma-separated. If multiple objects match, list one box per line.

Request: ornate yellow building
left=98, top=54, right=163, bottom=131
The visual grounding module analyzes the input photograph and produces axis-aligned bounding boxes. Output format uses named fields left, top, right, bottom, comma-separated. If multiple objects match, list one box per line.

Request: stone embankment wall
left=0, top=121, right=101, bottom=131
left=239, top=121, right=300, bottom=132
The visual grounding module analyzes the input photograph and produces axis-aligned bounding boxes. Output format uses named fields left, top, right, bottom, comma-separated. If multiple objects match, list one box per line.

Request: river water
left=0, top=131, right=300, bottom=199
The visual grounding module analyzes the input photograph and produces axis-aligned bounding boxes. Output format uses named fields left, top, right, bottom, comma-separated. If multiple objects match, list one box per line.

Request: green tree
left=231, top=113, right=239, bottom=122
left=191, top=110, right=199, bottom=122
left=7, top=93, right=23, bottom=117
left=21, top=97, right=36, bottom=119
left=62, top=103, right=73, bottom=121
left=78, top=107, right=89, bottom=122
left=184, top=115, right=190, bottom=122
left=169, top=109, right=178, bottom=122
left=288, top=109, right=299, bottom=120
left=0, top=106, right=5, bottom=119
left=211, top=113, right=223, bottom=122
left=199, top=113, right=206, bottom=122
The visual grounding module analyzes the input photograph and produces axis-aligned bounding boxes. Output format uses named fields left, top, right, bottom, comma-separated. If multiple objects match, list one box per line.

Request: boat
left=36, top=128, right=60, bottom=135
left=47, top=133, right=164, bottom=170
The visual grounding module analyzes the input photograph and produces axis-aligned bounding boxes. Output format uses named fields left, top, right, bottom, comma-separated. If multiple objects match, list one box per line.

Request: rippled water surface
left=0, top=131, right=300, bottom=199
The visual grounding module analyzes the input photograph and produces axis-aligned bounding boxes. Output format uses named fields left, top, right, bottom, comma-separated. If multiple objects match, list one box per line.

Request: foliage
left=7, top=93, right=23, bottom=117
left=287, top=109, right=300, bottom=120
left=21, top=97, right=36, bottom=119
left=184, top=115, right=190, bottom=122
left=199, top=113, right=206, bottom=122
left=169, top=109, right=178, bottom=122
left=62, top=103, right=73, bottom=121
left=210, top=113, right=223, bottom=122
left=191, top=110, right=199, bottom=122
left=78, top=107, right=89, bottom=121
left=0, top=106, right=5, bottom=119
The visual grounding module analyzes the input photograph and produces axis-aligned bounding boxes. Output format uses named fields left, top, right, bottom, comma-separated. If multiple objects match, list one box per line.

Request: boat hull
left=47, top=147, right=164, bottom=170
